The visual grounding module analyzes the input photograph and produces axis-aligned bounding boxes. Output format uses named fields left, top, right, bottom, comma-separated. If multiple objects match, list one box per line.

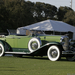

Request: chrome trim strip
left=5, top=52, right=30, bottom=54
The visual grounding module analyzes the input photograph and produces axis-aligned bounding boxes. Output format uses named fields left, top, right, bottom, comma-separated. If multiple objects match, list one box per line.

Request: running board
left=5, top=52, right=30, bottom=55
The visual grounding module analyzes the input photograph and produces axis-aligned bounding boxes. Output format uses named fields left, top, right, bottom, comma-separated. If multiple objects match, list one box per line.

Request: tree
left=63, top=11, right=75, bottom=26
left=0, top=5, right=9, bottom=32
left=57, top=6, right=73, bottom=21
left=33, top=2, right=57, bottom=22
left=3, top=0, right=34, bottom=28
left=1, top=0, right=75, bottom=33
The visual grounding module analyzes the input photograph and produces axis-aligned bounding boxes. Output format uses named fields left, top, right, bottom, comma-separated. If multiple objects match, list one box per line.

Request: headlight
left=60, top=36, right=66, bottom=43
left=60, top=35, right=69, bottom=42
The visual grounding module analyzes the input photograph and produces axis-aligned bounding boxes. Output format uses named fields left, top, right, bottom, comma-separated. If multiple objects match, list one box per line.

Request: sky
left=26, top=0, right=75, bottom=11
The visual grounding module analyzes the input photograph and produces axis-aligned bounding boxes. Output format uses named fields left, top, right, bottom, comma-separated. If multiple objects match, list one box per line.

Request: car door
left=17, top=36, right=32, bottom=52
left=17, top=36, right=32, bottom=48
left=5, top=35, right=17, bottom=48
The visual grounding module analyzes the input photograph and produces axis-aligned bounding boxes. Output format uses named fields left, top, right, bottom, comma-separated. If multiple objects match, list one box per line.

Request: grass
left=0, top=56, right=75, bottom=75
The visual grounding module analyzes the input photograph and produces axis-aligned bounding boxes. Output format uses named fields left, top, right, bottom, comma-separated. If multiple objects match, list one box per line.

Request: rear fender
left=0, top=40, right=5, bottom=51
left=0, top=40, right=5, bottom=46
left=0, top=40, right=12, bottom=52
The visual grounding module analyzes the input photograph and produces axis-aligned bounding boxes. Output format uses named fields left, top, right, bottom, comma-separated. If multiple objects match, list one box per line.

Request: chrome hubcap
left=50, top=49, right=58, bottom=58
left=31, top=41, right=38, bottom=50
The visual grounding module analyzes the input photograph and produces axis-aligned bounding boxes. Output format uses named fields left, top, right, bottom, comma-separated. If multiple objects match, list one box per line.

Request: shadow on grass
left=22, top=56, right=75, bottom=62
left=0, top=69, right=25, bottom=71
left=5, top=54, right=75, bottom=62
left=22, top=56, right=49, bottom=60
left=59, top=58, right=75, bottom=62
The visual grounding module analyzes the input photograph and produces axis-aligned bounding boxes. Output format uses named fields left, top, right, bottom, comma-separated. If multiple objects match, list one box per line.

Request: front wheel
left=0, top=42, right=5, bottom=57
left=47, top=45, right=61, bottom=61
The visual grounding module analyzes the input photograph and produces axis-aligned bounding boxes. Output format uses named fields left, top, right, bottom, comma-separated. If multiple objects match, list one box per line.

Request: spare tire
left=28, top=37, right=42, bottom=52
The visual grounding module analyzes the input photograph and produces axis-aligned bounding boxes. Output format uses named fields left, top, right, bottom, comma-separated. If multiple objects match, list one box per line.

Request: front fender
left=27, top=42, right=62, bottom=56
left=46, top=42, right=61, bottom=45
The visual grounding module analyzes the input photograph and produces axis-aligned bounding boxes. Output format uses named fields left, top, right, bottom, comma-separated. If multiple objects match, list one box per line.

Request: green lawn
left=0, top=56, right=75, bottom=75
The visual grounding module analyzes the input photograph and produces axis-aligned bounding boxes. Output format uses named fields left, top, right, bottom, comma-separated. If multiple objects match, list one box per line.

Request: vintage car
left=0, top=29, right=75, bottom=61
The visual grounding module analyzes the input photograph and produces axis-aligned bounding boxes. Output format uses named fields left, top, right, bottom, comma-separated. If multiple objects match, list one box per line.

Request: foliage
left=0, top=0, right=75, bottom=33
left=57, top=6, right=73, bottom=21
left=0, top=0, right=57, bottom=32
left=3, top=0, right=34, bottom=28
left=63, top=10, right=75, bottom=26
left=33, top=2, right=57, bottom=22
left=0, top=5, right=9, bottom=32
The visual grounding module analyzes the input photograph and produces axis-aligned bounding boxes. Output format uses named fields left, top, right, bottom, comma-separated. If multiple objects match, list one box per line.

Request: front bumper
left=62, top=50, right=75, bottom=54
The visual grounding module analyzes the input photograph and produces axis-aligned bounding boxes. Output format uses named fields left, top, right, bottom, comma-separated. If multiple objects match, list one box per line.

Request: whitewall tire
left=0, top=43, right=5, bottom=57
left=47, top=45, right=61, bottom=61
left=28, top=38, right=42, bottom=52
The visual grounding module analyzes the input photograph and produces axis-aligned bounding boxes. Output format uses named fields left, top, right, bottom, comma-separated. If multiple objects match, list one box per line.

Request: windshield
left=7, top=29, right=45, bottom=36
left=7, top=29, right=16, bottom=35
left=29, top=30, right=46, bottom=36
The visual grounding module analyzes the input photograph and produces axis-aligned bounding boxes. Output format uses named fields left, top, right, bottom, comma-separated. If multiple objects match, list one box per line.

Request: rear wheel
left=47, top=45, right=61, bottom=61
left=0, top=43, right=5, bottom=57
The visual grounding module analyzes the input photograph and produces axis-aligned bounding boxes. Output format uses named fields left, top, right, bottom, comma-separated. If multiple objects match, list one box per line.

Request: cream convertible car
left=0, top=30, right=75, bottom=61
